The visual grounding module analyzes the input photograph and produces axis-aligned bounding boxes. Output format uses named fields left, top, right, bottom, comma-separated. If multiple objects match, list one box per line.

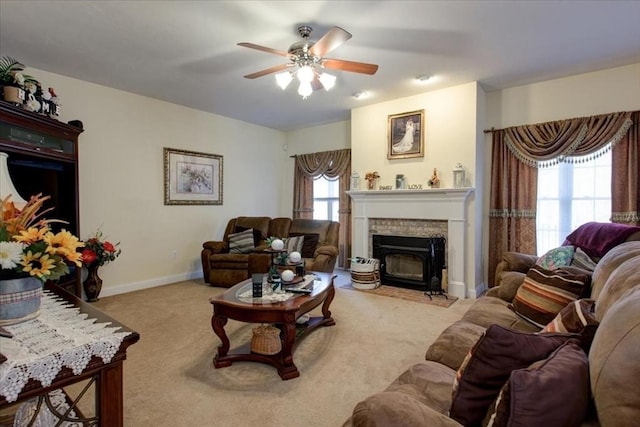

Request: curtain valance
left=293, top=149, right=351, bottom=178
left=502, top=111, right=633, bottom=167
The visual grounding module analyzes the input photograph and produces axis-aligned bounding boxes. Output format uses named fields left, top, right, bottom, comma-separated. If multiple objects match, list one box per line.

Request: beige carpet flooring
left=90, top=270, right=473, bottom=426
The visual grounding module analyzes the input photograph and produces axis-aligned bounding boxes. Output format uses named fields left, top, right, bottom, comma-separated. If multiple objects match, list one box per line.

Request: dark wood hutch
left=0, top=101, right=83, bottom=296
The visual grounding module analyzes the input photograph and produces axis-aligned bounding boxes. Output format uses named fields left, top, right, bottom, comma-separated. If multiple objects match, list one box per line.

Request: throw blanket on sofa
left=563, top=222, right=640, bottom=258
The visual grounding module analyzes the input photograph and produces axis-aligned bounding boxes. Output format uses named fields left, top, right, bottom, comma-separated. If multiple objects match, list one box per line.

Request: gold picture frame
left=164, top=147, right=223, bottom=205
left=387, top=110, right=425, bottom=160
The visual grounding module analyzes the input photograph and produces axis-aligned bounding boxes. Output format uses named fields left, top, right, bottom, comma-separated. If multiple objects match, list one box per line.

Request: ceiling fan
left=238, top=25, right=378, bottom=97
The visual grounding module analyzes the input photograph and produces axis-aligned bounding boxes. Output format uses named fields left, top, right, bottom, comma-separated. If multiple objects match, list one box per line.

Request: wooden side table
left=0, top=284, right=140, bottom=426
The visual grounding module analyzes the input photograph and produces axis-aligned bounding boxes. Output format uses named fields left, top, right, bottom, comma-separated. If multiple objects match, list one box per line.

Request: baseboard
left=448, top=281, right=466, bottom=299
left=472, top=282, right=487, bottom=299
left=97, top=270, right=204, bottom=298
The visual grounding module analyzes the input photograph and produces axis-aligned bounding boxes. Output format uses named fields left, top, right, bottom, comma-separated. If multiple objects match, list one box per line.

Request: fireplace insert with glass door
left=372, top=234, right=446, bottom=297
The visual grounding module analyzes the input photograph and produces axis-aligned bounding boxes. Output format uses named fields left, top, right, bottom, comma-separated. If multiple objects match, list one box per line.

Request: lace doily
left=13, top=388, right=81, bottom=427
left=0, top=291, right=133, bottom=403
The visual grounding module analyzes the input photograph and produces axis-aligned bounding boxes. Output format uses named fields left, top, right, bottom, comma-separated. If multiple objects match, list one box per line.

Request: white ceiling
left=1, top=1, right=639, bottom=131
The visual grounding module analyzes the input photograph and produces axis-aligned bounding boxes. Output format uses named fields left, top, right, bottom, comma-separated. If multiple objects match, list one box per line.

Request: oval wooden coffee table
left=209, top=272, right=336, bottom=380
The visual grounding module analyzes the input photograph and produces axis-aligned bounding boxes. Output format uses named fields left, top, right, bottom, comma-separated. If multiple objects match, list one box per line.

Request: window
left=313, top=176, right=339, bottom=221
left=536, top=150, right=612, bottom=255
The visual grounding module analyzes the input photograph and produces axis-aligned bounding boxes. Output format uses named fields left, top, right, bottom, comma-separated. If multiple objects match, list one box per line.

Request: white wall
left=482, top=62, right=640, bottom=283
left=351, top=82, right=484, bottom=297
left=26, top=68, right=286, bottom=297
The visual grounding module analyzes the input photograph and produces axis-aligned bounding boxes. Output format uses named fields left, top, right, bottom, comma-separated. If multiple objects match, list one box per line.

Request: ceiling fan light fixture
left=318, top=72, right=336, bottom=91
left=275, top=71, right=293, bottom=90
left=296, top=65, right=314, bottom=83
left=298, top=81, right=313, bottom=98
left=416, top=75, right=433, bottom=83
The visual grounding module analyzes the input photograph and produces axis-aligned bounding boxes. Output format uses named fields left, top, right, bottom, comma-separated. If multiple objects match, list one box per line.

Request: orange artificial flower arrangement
left=0, top=194, right=84, bottom=282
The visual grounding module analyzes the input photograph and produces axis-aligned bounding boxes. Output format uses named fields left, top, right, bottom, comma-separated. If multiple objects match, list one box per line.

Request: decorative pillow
left=234, top=225, right=263, bottom=246
left=571, top=247, right=597, bottom=272
left=482, top=340, right=589, bottom=427
left=449, top=324, right=574, bottom=427
left=284, top=235, right=304, bottom=254
left=510, top=265, right=589, bottom=328
left=535, top=245, right=574, bottom=270
left=290, top=232, right=320, bottom=258
left=228, top=228, right=255, bottom=254
left=540, top=299, right=599, bottom=351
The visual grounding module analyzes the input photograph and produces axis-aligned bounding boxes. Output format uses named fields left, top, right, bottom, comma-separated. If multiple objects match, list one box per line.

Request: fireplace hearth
left=372, top=234, right=446, bottom=297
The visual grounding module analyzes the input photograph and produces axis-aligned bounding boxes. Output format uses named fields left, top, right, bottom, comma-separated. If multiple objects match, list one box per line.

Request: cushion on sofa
left=425, top=320, right=487, bottom=371
left=234, top=216, right=271, bottom=240
left=387, top=361, right=458, bottom=414
left=589, top=285, right=640, bottom=427
left=228, top=228, right=255, bottom=254
left=510, top=265, right=588, bottom=328
left=496, top=271, right=526, bottom=302
left=482, top=340, right=589, bottom=427
left=234, top=225, right=263, bottom=246
left=594, top=255, right=640, bottom=321
left=289, top=232, right=320, bottom=258
left=350, top=390, right=462, bottom=427
left=571, top=247, right=597, bottom=271
left=590, top=241, right=640, bottom=300
left=535, top=245, right=574, bottom=270
left=461, top=297, right=540, bottom=332
left=284, top=235, right=304, bottom=254
left=540, top=299, right=599, bottom=351
left=449, top=324, right=574, bottom=427
left=563, top=221, right=640, bottom=259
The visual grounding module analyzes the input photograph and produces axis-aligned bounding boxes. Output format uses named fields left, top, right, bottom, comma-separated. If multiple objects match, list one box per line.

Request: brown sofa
left=344, top=241, right=640, bottom=427
left=201, top=216, right=339, bottom=287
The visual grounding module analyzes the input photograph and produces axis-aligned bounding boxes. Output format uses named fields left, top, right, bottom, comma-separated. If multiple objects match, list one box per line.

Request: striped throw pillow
left=228, top=228, right=255, bottom=254
left=510, top=266, right=588, bottom=328
left=284, top=236, right=304, bottom=254
left=540, top=299, right=599, bottom=350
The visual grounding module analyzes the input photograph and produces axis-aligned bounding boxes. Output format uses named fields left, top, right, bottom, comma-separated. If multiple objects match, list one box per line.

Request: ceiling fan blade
left=237, top=42, right=291, bottom=58
left=321, top=58, right=379, bottom=75
left=309, top=26, right=352, bottom=57
left=243, top=64, right=290, bottom=79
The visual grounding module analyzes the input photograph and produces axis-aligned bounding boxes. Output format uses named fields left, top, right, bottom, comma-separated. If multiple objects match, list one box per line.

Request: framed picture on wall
left=164, top=147, right=223, bottom=205
left=387, top=110, right=425, bottom=160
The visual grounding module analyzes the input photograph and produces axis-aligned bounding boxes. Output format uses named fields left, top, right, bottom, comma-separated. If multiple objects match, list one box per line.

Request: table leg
left=321, top=283, right=336, bottom=325
left=211, top=314, right=231, bottom=368
left=278, top=320, right=300, bottom=380
left=98, top=363, right=124, bottom=427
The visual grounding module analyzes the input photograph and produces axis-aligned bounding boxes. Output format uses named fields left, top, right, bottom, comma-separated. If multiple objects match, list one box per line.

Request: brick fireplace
left=347, top=188, right=475, bottom=299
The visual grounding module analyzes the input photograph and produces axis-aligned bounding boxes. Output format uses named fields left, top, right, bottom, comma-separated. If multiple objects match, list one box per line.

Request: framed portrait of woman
left=387, top=110, right=424, bottom=160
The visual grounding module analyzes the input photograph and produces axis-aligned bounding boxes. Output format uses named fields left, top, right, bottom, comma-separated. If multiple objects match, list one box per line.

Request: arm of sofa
left=201, top=241, right=229, bottom=284
left=493, top=251, right=538, bottom=287
left=202, top=240, right=228, bottom=253
left=308, top=245, right=339, bottom=273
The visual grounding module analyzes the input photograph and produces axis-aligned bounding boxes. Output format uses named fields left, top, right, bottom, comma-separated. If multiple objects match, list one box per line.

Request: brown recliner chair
left=201, top=216, right=340, bottom=287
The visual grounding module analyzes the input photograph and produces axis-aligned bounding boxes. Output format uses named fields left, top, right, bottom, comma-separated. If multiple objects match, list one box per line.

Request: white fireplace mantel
left=347, top=188, right=475, bottom=299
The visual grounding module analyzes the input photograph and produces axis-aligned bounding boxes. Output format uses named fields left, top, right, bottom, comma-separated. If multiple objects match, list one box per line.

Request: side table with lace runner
left=0, top=284, right=140, bottom=426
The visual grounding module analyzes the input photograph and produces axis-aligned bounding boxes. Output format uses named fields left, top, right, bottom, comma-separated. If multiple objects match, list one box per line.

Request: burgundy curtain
left=293, top=149, right=352, bottom=268
left=488, top=132, right=538, bottom=286
left=612, top=111, right=640, bottom=226
left=488, top=111, right=637, bottom=286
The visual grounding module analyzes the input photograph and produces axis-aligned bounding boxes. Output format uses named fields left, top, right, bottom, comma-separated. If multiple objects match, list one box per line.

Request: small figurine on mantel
left=428, top=168, right=440, bottom=188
